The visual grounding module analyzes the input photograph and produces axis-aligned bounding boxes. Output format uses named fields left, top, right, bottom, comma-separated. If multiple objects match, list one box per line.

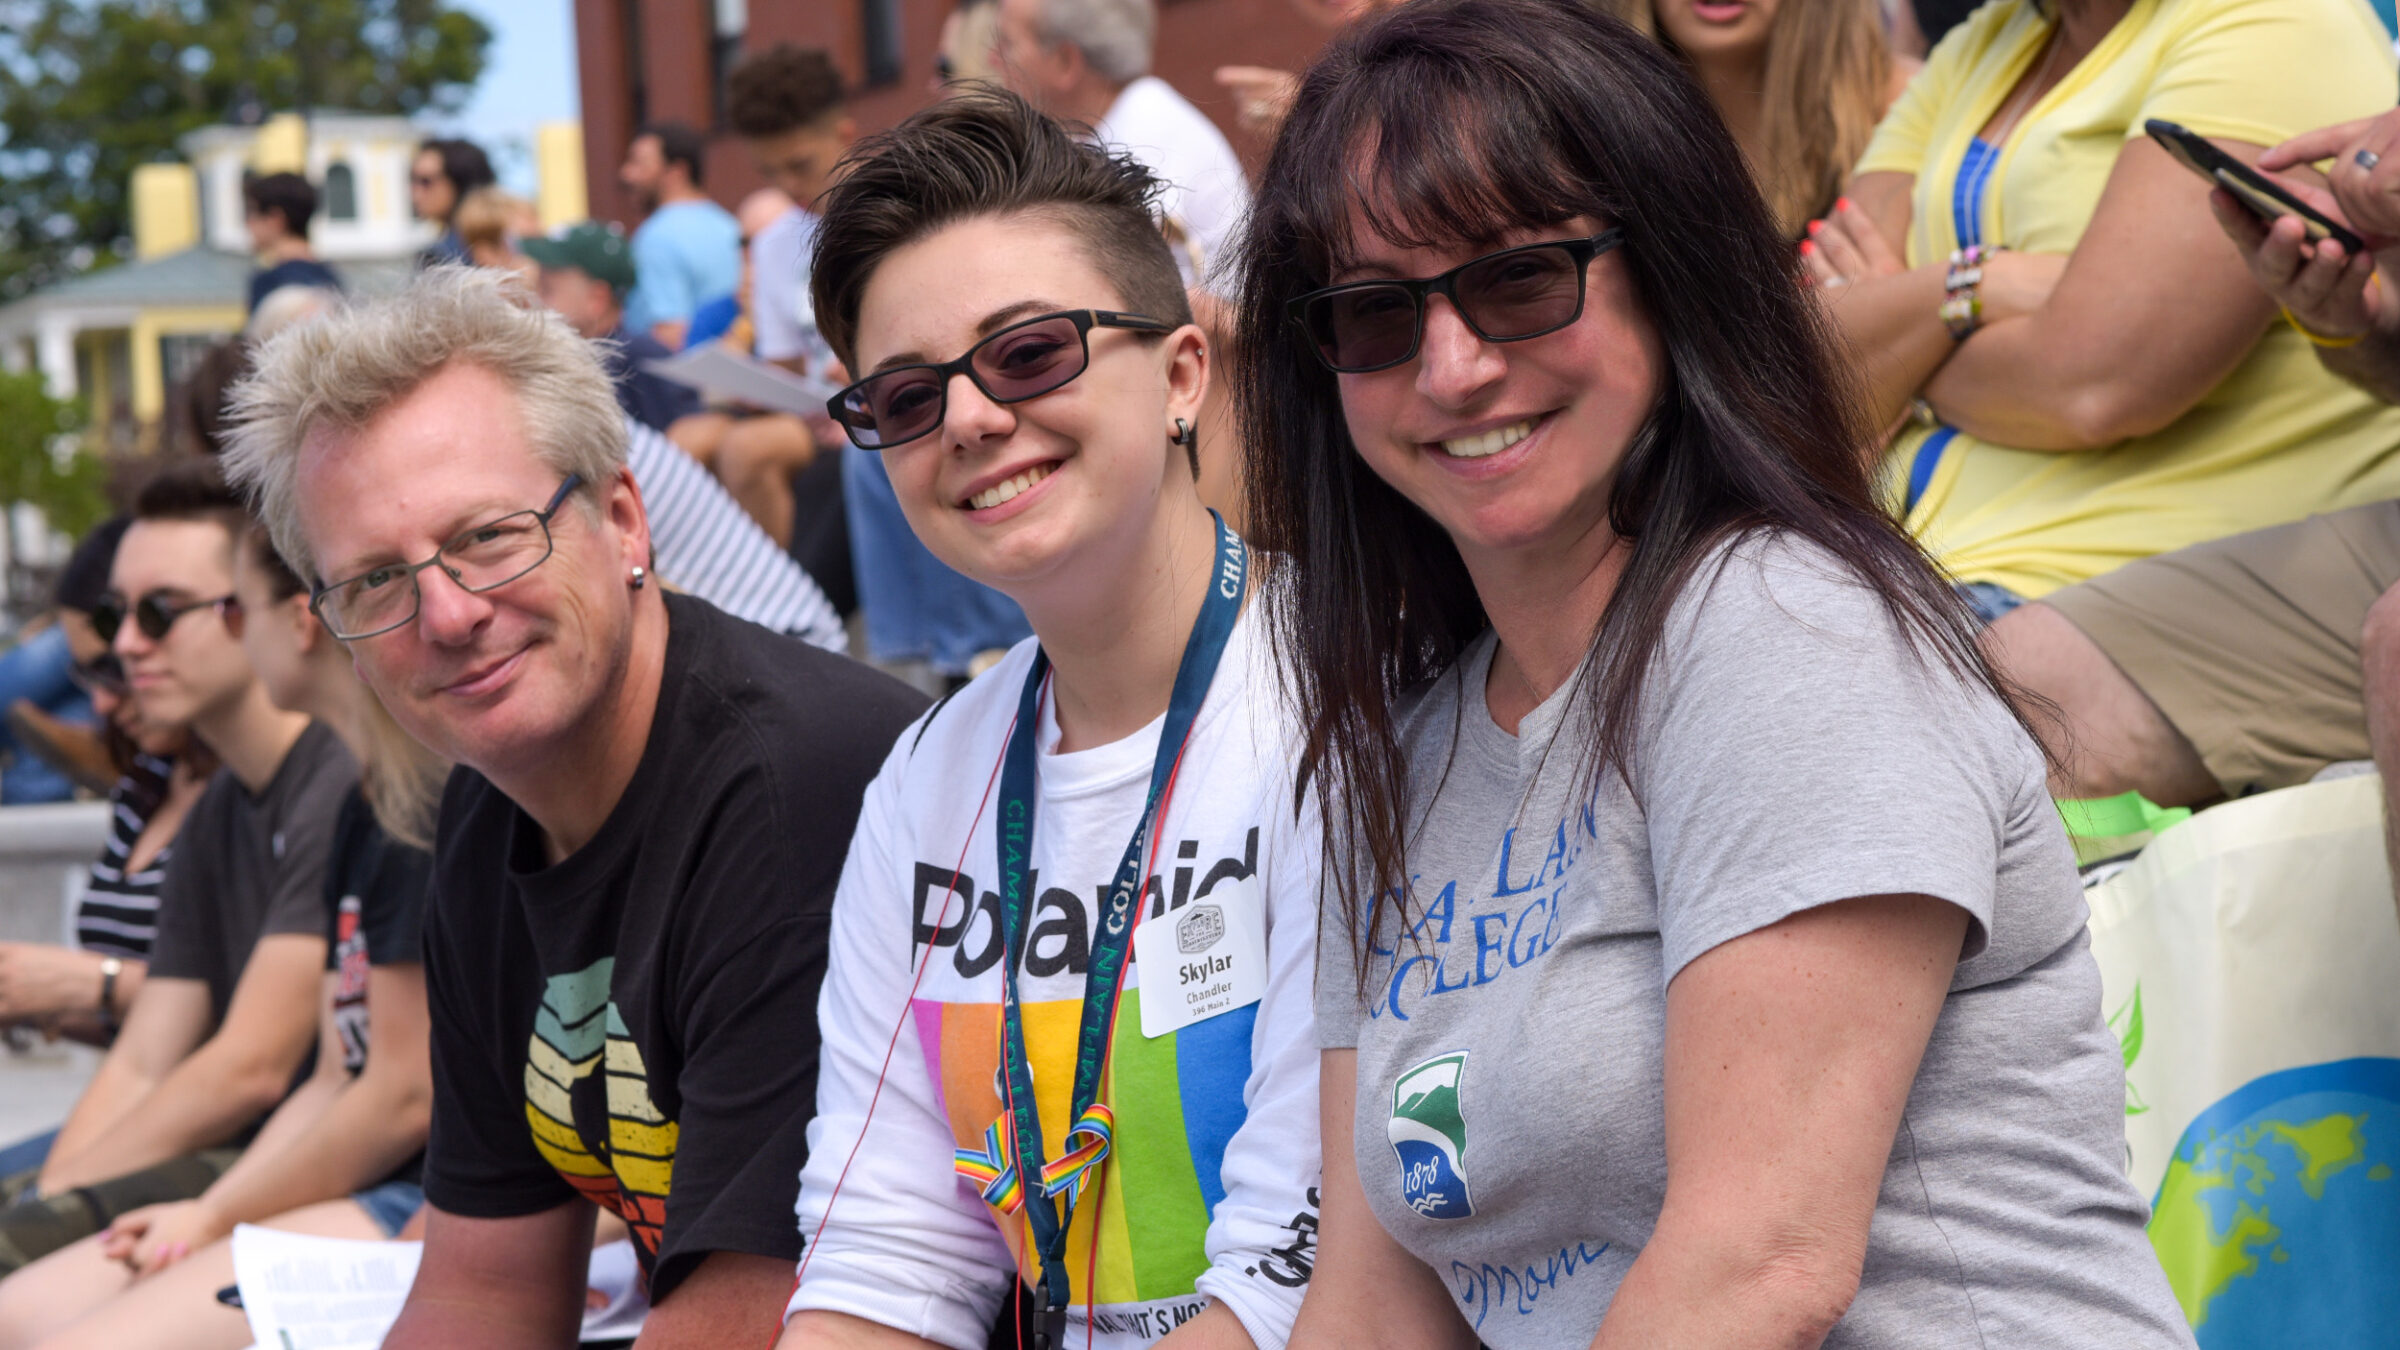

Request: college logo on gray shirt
left=1390, top=1051, right=1475, bottom=1220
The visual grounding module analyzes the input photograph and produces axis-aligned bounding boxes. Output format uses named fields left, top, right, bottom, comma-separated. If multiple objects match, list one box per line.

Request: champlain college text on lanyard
left=952, top=511, right=1248, bottom=1350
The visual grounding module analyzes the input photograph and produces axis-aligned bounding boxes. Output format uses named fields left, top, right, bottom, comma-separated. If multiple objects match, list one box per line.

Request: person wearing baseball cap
left=522, top=222, right=700, bottom=433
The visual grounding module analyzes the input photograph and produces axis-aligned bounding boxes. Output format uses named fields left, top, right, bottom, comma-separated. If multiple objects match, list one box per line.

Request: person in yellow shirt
left=1988, top=105, right=2400, bottom=898
left=1803, top=0, right=2400, bottom=618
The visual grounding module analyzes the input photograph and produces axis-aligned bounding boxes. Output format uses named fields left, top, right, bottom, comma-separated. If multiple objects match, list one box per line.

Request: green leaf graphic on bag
left=2108, top=982, right=2149, bottom=1117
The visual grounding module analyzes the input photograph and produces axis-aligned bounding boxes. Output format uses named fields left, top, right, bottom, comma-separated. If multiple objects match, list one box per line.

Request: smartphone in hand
left=2147, top=118, right=2367, bottom=254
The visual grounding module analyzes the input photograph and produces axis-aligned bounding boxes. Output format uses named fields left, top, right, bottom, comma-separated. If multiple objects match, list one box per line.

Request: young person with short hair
left=0, top=523, right=446, bottom=1350
left=222, top=266, right=925, bottom=1349
left=242, top=173, right=343, bottom=317
left=1235, top=0, right=2191, bottom=1344
left=413, top=138, right=497, bottom=269
left=0, top=463, right=356, bottom=1276
left=620, top=122, right=741, bottom=351
left=780, top=89, right=1322, bottom=1350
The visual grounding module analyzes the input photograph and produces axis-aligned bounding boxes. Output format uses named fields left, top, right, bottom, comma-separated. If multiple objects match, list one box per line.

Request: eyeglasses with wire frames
left=824, top=309, right=1177, bottom=451
left=308, top=475, right=585, bottom=641
left=1286, top=228, right=1629, bottom=374
left=90, top=591, right=236, bottom=645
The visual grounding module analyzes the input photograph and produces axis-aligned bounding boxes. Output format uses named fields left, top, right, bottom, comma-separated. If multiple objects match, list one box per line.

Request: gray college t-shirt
left=1317, top=534, right=2193, bottom=1348
left=150, top=720, right=358, bottom=1020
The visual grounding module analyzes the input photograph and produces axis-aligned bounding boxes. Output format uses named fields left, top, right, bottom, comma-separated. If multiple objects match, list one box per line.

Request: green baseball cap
left=521, top=221, right=636, bottom=296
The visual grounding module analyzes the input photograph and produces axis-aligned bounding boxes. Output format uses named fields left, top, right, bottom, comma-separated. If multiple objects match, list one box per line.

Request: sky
left=427, top=0, right=582, bottom=198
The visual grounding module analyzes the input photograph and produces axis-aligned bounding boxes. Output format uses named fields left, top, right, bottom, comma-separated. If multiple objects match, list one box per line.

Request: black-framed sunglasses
left=309, top=475, right=584, bottom=641
left=91, top=591, right=236, bottom=645
left=825, top=309, right=1176, bottom=451
left=1287, top=228, right=1629, bottom=374
left=67, top=651, right=126, bottom=699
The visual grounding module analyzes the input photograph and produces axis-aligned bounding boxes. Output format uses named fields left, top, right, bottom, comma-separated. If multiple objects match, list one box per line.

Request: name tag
left=1133, top=875, right=1267, bottom=1039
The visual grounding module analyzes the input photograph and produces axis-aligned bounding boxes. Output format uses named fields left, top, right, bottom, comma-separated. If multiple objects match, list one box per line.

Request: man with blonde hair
left=222, top=267, right=925, bottom=1348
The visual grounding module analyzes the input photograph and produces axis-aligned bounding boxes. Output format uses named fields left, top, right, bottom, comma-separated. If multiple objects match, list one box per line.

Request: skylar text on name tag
left=1134, top=874, right=1267, bottom=1038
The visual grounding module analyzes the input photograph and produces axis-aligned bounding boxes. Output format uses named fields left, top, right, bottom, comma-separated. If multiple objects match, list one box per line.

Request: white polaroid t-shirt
left=790, top=602, right=1322, bottom=1350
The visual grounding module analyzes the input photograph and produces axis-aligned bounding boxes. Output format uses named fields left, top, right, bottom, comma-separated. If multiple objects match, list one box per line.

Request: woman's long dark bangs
left=1237, top=0, right=2000, bottom=987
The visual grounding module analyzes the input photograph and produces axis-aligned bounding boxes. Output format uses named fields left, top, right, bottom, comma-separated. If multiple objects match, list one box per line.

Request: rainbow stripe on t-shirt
left=913, top=989, right=1258, bottom=1306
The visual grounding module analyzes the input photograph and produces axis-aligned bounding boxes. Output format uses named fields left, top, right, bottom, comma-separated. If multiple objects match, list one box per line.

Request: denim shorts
left=351, top=1179, right=423, bottom=1237
left=1956, top=580, right=2027, bottom=627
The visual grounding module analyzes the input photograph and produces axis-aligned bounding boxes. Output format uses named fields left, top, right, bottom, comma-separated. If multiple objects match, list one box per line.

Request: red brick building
left=571, top=0, right=1329, bottom=226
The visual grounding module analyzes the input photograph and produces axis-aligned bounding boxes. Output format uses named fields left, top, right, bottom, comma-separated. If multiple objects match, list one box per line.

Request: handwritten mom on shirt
left=1369, top=801, right=1603, bottom=1021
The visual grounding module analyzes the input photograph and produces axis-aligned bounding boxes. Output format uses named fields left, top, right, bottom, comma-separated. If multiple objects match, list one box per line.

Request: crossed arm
left=1808, top=136, right=2281, bottom=451
left=1290, top=893, right=1968, bottom=1350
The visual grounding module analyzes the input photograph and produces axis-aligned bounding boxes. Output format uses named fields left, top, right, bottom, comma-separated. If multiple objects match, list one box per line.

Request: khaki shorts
left=2042, top=501, right=2400, bottom=798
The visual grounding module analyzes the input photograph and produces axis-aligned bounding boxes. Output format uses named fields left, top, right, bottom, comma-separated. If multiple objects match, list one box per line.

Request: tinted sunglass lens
left=1311, top=286, right=1420, bottom=371
left=134, top=597, right=178, bottom=641
left=1457, top=246, right=1583, bottom=339
left=90, top=601, right=124, bottom=643
left=849, top=371, right=946, bottom=448
left=972, top=317, right=1087, bottom=399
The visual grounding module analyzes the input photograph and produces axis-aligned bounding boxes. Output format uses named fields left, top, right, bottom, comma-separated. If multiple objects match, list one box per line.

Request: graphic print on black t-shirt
left=525, top=957, right=673, bottom=1260
left=419, top=595, right=928, bottom=1300
left=331, top=895, right=370, bottom=1071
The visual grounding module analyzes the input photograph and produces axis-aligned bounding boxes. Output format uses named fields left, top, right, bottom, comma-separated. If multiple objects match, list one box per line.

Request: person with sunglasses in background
left=781, top=90, right=1323, bottom=1350
left=1237, top=2, right=2190, bottom=1345
left=0, top=462, right=356, bottom=1284
left=0, top=514, right=450, bottom=1350
left=221, top=266, right=924, bottom=1350
left=0, top=520, right=218, bottom=1195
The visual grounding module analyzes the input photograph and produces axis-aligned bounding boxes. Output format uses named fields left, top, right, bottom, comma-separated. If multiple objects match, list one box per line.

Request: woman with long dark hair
left=1234, top=1, right=2191, bottom=1344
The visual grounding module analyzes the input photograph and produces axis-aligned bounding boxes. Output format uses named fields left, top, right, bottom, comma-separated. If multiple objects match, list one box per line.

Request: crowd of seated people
left=1, top=1, right=2396, bottom=1347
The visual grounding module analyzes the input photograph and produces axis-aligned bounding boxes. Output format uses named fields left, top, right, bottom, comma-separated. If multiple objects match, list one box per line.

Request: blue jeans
left=1957, top=580, right=2028, bottom=627
left=0, top=1128, right=56, bottom=1183
left=842, top=450, right=1031, bottom=676
left=0, top=626, right=91, bottom=804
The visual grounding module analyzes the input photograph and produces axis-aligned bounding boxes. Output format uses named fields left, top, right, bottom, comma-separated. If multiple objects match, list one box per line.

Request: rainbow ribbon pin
left=1037, top=1104, right=1116, bottom=1205
left=953, top=1103, right=1116, bottom=1215
left=954, top=1118, right=1025, bottom=1214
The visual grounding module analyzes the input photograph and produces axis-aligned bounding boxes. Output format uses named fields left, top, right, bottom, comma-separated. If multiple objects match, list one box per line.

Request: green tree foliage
left=0, top=0, right=491, bottom=299
left=0, top=369, right=104, bottom=541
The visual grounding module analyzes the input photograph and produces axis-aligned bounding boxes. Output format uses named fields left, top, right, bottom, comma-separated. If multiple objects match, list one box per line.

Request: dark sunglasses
left=1286, top=228, right=1629, bottom=373
left=68, top=652, right=126, bottom=699
left=825, top=309, right=1175, bottom=451
left=91, top=591, right=235, bottom=644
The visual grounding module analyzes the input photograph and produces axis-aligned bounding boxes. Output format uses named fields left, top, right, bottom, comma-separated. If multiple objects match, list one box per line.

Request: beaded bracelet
left=1940, top=244, right=1997, bottom=341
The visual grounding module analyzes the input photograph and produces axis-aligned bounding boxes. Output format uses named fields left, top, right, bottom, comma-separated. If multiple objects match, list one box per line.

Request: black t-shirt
left=150, top=721, right=358, bottom=1020
left=325, top=785, right=433, bottom=1184
left=246, top=257, right=344, bottom=313
left=420, top=594, right=926, bottom=1300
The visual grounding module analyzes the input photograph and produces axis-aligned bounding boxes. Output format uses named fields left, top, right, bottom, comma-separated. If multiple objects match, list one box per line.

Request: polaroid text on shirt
left=1390, top=1051, right=1476, bottom=1220
left=912, top=826, right=1260, bottom=978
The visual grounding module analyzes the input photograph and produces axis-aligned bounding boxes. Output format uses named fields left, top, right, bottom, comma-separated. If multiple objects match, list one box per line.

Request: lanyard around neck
left=978, top=510, right=1248, bottom=1338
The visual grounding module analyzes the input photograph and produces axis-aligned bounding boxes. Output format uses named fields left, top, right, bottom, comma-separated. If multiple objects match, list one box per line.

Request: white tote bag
left=2083, top=773, right=2400, bottom=1346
